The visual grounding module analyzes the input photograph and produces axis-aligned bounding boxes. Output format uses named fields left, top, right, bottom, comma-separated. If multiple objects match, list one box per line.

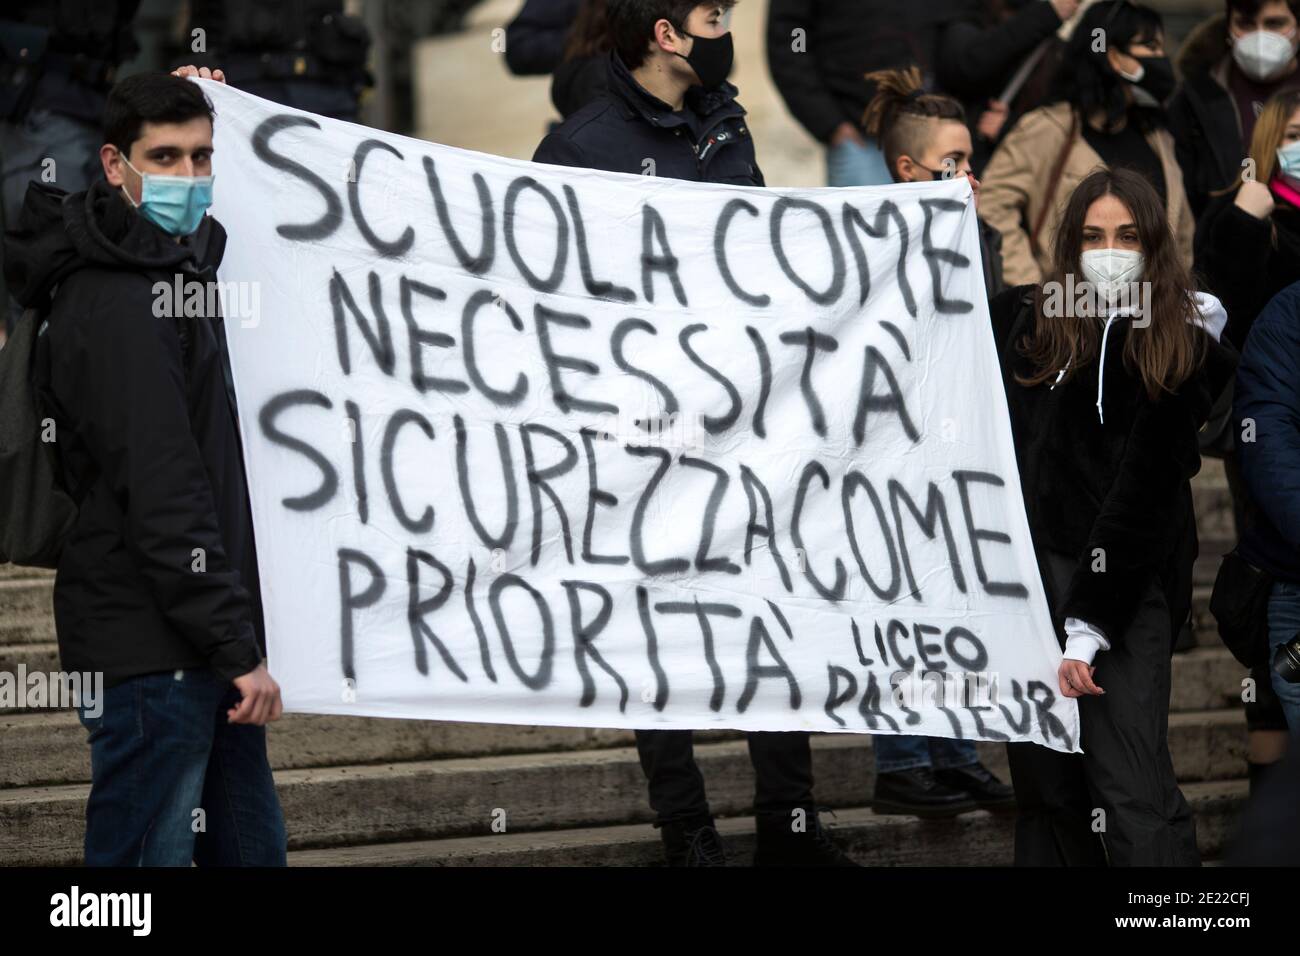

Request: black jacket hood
left=4, top=178, right=226, bottom=312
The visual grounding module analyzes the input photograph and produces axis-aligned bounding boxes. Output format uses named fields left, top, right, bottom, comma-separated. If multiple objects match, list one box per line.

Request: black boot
left=934, top=762, right=1017, bottom=813
left=753, top=809, right=859, bottom=866
left=659, top=815, right=728, bottom=866
left=873, top=767, right=978, bottom=818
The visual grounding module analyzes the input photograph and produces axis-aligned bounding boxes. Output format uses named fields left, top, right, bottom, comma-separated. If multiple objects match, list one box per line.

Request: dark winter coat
left=1167, top=14, right=1249, bottom=220
left=504, top=0, right=580, bottom=76
left=766, top=0, right=983, bottom=143
left=1194, top=189, right=1300, bottom=348
left=1235, top=280, right=1300, bottom=584
left=3, top=179, right=265, bottom=687
left=533, top=52, right=763, bottom=186
left=989, top=284, right=1235, bottom=644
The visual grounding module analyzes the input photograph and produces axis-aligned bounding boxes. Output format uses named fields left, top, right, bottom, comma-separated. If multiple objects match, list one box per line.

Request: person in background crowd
left=1169, top=0, right=1300, bottom=221
left=504, top=0, right=612, bottom=122
left=980, top=1, right=1192, bottom=286
left=1194, top=89, right=1300, bottom=784
left=863, top=70, right=1008, bottom=329
left=853, top=67, right=1015, bottom=818
left=535, top=0, right=854, bottom=867
left=1196, top=89, right=1300, bottom=347
left=0, top=1, right=140, bottom=346
left=938, top=0, right=1080, bottom=176
left=505, top=0, right=582, bottom=76
left=1235, top=280, right=1300, bottom=735
left=2, top=68, right=287, bottom=865
left=766, top=0, right=985, bottom=187
left=991, top=167, right=1233, bottom=865
left=553, top=0, right=614, bottom=118
left=180, top=0, right=371, bottom=121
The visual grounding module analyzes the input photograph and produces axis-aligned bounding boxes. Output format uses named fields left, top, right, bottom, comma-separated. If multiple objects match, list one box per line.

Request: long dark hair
left=1050, top=0, right=1164, bottom=132
left=564, top=0, right=612, bottom=61
left=1019, top=168, right=1205, bottom=399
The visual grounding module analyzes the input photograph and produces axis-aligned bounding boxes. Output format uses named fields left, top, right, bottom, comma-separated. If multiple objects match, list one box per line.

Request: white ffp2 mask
left=1232, top=29, right=1298, bottom=82
left=1081, top=248, right=1145, bottom=305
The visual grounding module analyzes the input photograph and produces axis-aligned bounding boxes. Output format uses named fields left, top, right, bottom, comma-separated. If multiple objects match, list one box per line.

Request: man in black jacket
left=2, top=70, right=286, bottom=866
left=534, top=0, right=853, bottom=868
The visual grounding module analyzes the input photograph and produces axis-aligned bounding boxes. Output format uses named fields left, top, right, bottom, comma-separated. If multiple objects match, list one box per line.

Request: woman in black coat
left=989, top=167, right=1234, bottom=866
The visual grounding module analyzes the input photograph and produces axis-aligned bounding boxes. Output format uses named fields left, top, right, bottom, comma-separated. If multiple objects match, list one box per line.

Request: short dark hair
left=1226, top=0, right=1300, bottom=21
left=861, top=67, right=966, bottom=178
left=103, top=73, right=216, bottom=157
left=606, top=0, right=737, bottom=70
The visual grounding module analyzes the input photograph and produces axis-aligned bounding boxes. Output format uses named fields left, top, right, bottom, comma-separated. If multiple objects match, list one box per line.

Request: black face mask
left=674, top=30, right=734, bottom=89
left=1126, top=54, right=1176, bottom=106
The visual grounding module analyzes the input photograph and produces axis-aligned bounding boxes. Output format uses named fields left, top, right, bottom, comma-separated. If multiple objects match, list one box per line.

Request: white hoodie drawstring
left=1096, top=312, right=1119, bottom=425
left=1046, top=296, right=1220, bottom=425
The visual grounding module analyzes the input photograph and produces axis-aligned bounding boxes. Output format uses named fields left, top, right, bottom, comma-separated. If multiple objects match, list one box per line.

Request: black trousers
left=1007, top=552, right=1200, bottom=866
left=633, top=729, right=815, bottom=825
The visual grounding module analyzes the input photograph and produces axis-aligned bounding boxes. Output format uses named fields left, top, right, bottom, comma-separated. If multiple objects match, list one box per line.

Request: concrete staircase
left=0, top=462, right=1251, bottom=866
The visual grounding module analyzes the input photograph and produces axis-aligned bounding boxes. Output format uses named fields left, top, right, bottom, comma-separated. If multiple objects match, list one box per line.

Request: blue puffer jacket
left=1236, top=280, right=1300, bottom=583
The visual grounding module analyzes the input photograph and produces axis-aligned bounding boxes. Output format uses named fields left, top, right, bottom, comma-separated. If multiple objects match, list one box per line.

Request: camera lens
left=1272, top=634, right=1300, bottom=685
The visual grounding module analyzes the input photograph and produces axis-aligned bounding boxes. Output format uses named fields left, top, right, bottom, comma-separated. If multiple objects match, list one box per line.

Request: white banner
left=203, top=81, right=1079, bottom=753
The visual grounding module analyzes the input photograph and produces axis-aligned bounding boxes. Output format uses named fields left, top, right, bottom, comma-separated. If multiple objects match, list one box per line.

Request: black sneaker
left=872, top=767, right=978, bottom=818
left=660, top=816, right=728, bottom=866
left=934, top=762, right=1017, bottom=813
left=753, top=809, right=860, bottom=866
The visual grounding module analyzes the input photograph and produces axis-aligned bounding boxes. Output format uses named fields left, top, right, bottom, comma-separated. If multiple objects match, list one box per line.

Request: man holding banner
left=533, top=0, right=855, bottom=867
left=4, top=69, right=287, bottom=866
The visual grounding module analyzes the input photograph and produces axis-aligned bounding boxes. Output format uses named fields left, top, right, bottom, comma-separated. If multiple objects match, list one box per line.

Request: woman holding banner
left=987, top=167, right=1234, bottom=865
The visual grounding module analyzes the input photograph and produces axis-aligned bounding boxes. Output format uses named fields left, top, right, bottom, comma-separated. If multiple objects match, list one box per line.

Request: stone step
left=0, top=640, right=1249, bottom=718
left=1193, top=485, right=1234, bottom=540
left=0, top=701, right=1245, bottom=790
left=0, top=579, right=56, bottom=646
left=287, top=778, right=1246, bottom=867
left=0, top=721, right=1248, bottom=866
left=0, top=565, right=53, bottom=582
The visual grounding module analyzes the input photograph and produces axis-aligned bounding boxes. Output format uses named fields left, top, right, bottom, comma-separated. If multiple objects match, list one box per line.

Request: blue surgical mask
left=1277, top=140, right=1300, bottom=184
left=120, top=155, right=214, bottom=236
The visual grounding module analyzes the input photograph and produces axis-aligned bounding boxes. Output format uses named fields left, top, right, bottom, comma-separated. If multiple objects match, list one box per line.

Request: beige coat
left=980, top=101, right=1196, bottom=286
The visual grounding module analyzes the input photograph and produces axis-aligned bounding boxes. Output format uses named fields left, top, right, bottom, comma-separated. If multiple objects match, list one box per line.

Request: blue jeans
left=826, top=136, right=893, bottom=187
left=875, top=735, right=979, bottom=773
left=77, top=668, right=287, bottom=866
left=1267, top=582, right=1300, bottom=733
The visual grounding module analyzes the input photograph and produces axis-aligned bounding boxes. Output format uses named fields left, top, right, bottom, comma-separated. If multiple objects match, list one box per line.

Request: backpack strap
left=1030, top=109, right=1079, bottom=262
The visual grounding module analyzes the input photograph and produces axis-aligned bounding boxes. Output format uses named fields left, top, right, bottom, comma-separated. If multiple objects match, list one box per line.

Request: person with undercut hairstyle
left=855, top=68, right=1016, bottom=820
